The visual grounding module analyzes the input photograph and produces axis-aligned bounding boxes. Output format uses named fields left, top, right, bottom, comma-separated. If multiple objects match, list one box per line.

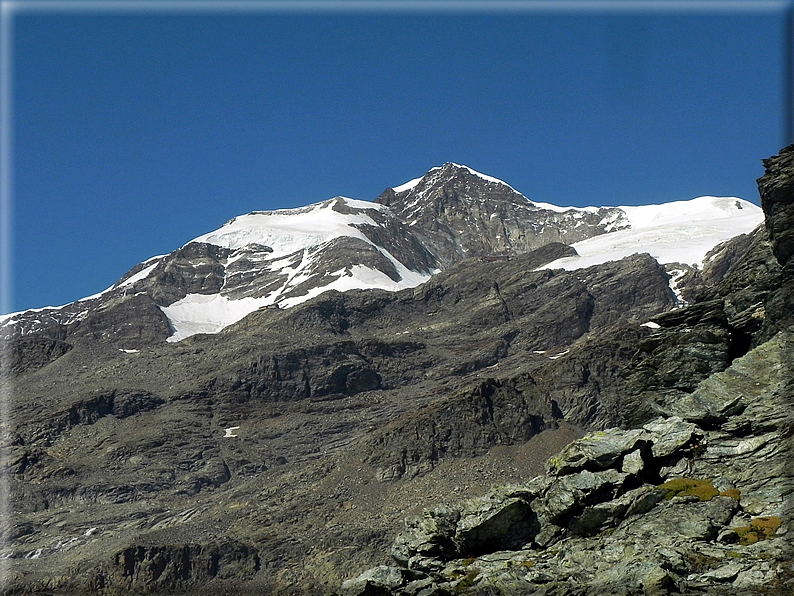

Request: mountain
left=374, top=162, right=629, bottom=266
left=1, top=163, right=761, bottom=344
left=0, top=154, right=788, bottom=596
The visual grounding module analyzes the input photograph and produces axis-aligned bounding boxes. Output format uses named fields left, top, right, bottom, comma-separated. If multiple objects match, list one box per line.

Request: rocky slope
left=0, top=153, right=782, bottom=595
left=339, top=147, right=794, bottom=595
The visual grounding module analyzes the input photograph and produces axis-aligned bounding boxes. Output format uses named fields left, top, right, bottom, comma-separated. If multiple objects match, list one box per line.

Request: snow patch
left=117, top=260, right=160, bottom=289
left=539, top=196, right=762, bottom=271
left=530, top=201, right=600, bottom=214
left=278, top=262, right=432, bottom=308
left=191, top=197, right=384, bottom=255
left=666, top=268, right=688, bottom=306
left=393, top=174, right=429, bottom=194
left=161, top=293, right=275, bottom=342
left=161, top=252, right=433, bottom=342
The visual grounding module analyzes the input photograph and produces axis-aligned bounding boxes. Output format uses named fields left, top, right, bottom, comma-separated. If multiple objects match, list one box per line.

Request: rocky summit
left=0, top=152, right=789, bottom=596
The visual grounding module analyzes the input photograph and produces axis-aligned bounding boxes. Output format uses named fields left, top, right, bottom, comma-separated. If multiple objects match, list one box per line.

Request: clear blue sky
left=6, top=2, right=791, bottom=313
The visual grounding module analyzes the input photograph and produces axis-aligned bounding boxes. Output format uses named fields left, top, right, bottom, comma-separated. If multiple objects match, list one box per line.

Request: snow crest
left=540, top=196, right=763, bottom=270
left=192, top=197, right=386, bottom=255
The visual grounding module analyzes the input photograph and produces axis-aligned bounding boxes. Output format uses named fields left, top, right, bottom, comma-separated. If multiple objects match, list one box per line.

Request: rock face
left=758, top=145, right=794, bottom=265
left=375, top=163, right=627, bottom=268
left=0, top=151, right=786, bottom=595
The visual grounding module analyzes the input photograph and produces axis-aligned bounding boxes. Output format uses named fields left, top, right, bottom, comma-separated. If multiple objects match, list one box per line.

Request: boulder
left=620, top=448, right=644, bottom=475
left=340, top=566, right=407, bottom=596
left=391, top=505, right=460, bottom=570
left=532, top=468, right=629, bottom=526
left=568, top=484, right=666, bottom=536
left=545, top=428, right=646, bottom=475
left=642, top=416, right=700, bottom=458
left=453, top=488, right=539, bottom=555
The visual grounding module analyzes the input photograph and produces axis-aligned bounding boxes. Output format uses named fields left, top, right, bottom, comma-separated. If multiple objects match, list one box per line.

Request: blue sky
left=5, top=1, right=791, bottom=313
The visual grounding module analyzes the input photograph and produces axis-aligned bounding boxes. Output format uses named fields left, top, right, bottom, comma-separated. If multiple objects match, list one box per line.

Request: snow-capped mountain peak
left=391, top=162, right=517, bottom=195
left=1, top=166, right=764, bottom=344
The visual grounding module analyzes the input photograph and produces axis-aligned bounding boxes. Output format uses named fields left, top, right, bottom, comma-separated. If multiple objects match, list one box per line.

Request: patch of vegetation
left=658, top=477, right=718, bottom=501
left=727, top=550, right=743, bottom=559
left=733, top=516, right=782, bottom=545
left=547, top=455, right=562, bottom=471
left=683, top=552, right=721, bottom=573
left=454, top=570, right=480, bottom=593
left=462, top=556, right=476, bottom=566
left=720, top=488, right=741, bottom=500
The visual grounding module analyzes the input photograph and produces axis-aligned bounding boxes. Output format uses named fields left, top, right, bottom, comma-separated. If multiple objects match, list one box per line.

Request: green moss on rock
left=733, top=516, right=782, bottom=545
left=658, top=477, right=719, bottom=501
left=720, top=488, right=741, bottom=500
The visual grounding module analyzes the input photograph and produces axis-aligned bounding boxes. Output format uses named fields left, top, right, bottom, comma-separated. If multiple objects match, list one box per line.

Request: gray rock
left=401, top=576, right=436, bottom=596
left=533, top=468, right=628, bottom=527
left=454, top=489, right=539, bottom=555
left=545, top=428, right=646, bottom=475
left=391, top=505, right=460, bottom=569
left=569, top=485, right=667, bottom=537
left=758, top=144, right=794, bottom=266
left=732, top=567, right=770, bottom=590
left=623, top=485, right=668, bottom=517
left=611, top=495, right=739, bottom=543
left=620, top=448, right=644, bottom=475
left=341, top=565, right=406, bottom=596
left=641, top=416, right=700, bottom=458
left=700, top=561, right=746, bottom=581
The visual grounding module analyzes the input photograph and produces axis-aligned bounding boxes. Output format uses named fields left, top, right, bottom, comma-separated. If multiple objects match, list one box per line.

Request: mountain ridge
left=1, top=164, right=762, bottom=344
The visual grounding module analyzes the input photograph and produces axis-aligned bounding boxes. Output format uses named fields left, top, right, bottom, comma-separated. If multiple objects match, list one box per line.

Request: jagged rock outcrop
left=620, top=147, right=794, bottom=428
left=376, top=163, right=626, bottom=268
left=104, top=541, right=261, bottom=593
left=757, top=145, right=794, bottom=266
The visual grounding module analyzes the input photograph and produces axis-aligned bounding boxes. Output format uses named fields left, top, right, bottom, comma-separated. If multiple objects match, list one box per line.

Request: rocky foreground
left=342, top=336, right=792, bottom=595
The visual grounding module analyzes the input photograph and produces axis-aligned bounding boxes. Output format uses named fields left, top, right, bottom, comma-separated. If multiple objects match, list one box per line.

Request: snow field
left=541, top=196, right=763, bottom=271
